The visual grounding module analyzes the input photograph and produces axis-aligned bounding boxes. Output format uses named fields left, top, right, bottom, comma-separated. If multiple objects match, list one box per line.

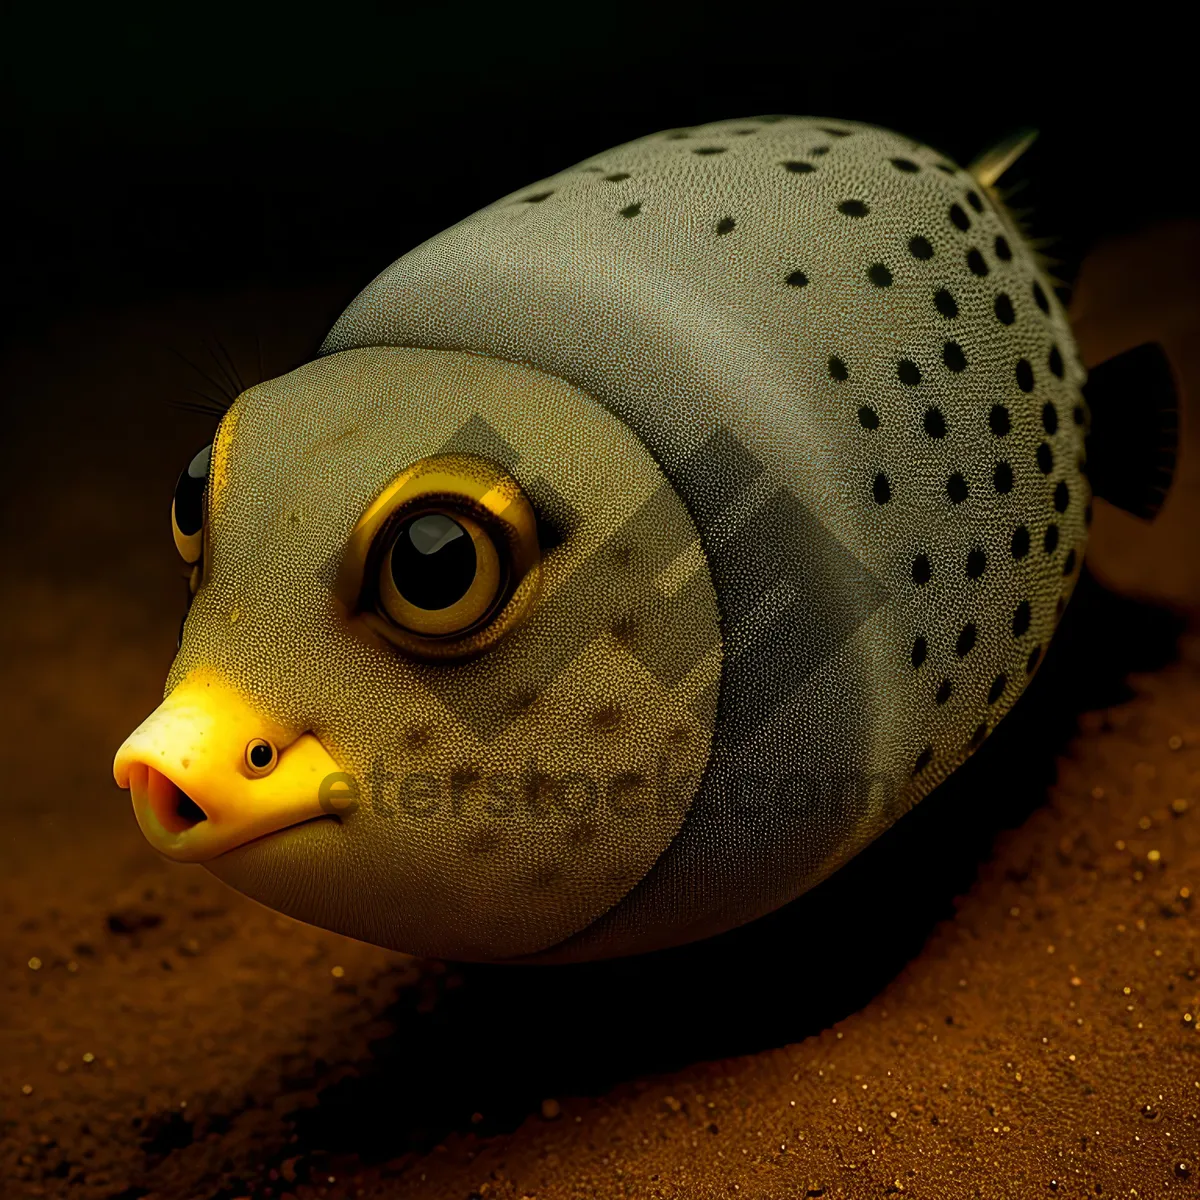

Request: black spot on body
left=868, top=263, right=893, bottom=287
left=605, top=172, right=631, bottom=182
left=1042, top=402, right=1058, bottom=434
left=934, top=288, right=958, bottom=318
left=1012, top=599, right=1031, bottom=636
left=782, top=160, right=816, bottom=174
left=891, top=157, right=920, bottom=172
left=1054, top=480, right=1070, bottom=512
left=839, top=199, right=870, bottom=217
left=943, top=341, right=967, bottom=372
left=1012, top=526, right=1031, bottom=559
left=967, top=248, right=988, bottom=276
left=898, top=359, right=922, bottom=386
left=858, top=405, right=879, bottom=430
left=873, top=472, right=892, bottom=504
left=993, top=461, right=1014, bottom=493
left=935, top=678, right=953, bottom=705
left=966, top=547, right=986, bottom=579
left=1049, top=345, right=1064, bottom=377
left=913, top=745, right=934, bottom=774
left=1033, top=280, right=1050, bottom=313
left=955, top=623, right=977, bottom=658
left=995, top=293, right=1015, bottom=325
left=716, top=216, right=736, bottom=235
left=924, top=407, right=947, bottom=438
left=620, top=202, right=642, bottom=218
left=967, top=190, right=984, bottom=212
left=786, top=269, right=809, bottom=287
left=994, top=235, right=1012, bottom=261
left=989, top=404, right=1011, bottom=436
left=909, top=235, right=934, bottom=260
left=912, top=553, right=931, bottom=585
left=1037, top=442, right=1054, bottom=474
left=1027, top=645, right=1042, bottom=673
left=988, top=674, right=1007, bottom=704
left=1016, top=359, right=1035, bottom=392
left=949, top=203, right=970, bottom=231
left=829, top=355, right=849, bottom=381
left=1064, top=548, right=1077, bottom=575
left=911, top=636, right=928, bottom=669
left=946, top=472, right=969, bottom=504
left=1044, top=523, right=1059, bottom=553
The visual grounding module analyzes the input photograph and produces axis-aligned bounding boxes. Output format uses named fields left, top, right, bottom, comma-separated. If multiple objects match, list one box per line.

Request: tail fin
left=969, top=132, right=1180, bottom=520
left=1083, top=342, right=1180, bottom=521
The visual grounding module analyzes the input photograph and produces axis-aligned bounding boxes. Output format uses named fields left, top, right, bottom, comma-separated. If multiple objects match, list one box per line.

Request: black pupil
left=173, top=444, right=211, bottom=536
left=390, top=513, right=477, bottom=610
left=249, top=742, right=273, bottom=768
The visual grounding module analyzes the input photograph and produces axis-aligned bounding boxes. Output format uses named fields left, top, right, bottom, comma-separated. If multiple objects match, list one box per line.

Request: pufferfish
left=113, top=116, right=1178, bottom=963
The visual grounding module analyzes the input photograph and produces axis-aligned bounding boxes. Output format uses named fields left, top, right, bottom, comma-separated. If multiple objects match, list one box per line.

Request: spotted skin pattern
left=154, top=116, right=1089, bottom=963
left=320, top=116, right=1088, bottom=959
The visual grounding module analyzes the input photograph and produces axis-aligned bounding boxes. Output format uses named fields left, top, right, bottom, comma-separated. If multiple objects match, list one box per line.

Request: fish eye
left=171, top=444, right=211, bottom=565
left=378, top=509, right=502, bottom=637
left=337, top=453, right=542, bottom=661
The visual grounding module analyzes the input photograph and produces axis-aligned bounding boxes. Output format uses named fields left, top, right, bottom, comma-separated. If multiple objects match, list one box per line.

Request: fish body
left=115, top=116, right=1132, bottom=962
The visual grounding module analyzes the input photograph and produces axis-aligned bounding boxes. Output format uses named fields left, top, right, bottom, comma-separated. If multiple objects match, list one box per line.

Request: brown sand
left=2, top=229, right=1199, bottom=1199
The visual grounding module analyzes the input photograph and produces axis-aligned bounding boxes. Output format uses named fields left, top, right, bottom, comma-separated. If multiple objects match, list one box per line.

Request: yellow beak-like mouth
left=113, top=673, right=348, bottom=862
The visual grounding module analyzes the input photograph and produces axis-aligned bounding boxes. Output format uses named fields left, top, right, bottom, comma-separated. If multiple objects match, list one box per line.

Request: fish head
left=113, top=345, right=722, bottom=961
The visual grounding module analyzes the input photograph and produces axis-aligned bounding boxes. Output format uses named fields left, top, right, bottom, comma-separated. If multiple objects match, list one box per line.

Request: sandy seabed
left=3, top=239, right=1200, bottom=1199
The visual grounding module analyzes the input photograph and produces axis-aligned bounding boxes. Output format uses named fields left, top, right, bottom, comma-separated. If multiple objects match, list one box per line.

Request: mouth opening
left=134, top=762, right=209, bottom=834
left=175, top=791, right=208, bottom=827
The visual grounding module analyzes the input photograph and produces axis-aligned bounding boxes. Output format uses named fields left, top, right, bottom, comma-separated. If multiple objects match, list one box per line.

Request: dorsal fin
left=1084, top=341, right=1180, bottom=521
left=967, top=127, right=1069, bottom=291
left=967, top=127, right=1039, bottom=189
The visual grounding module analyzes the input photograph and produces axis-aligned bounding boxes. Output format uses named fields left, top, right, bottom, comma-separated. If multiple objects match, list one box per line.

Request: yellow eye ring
left=336, top=453, right=542, bottom=661
left=172, top=502, right=203, bottom=565
left=244, top=738, right=277, bottom=776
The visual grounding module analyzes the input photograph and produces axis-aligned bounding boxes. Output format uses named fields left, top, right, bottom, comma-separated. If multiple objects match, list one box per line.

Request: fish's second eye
left=377, top=508, right=502, bottom=638
left=171, top=443, right=211, bottom=564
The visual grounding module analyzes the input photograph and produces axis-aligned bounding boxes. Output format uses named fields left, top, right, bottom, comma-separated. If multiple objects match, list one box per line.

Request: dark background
left=1, top=0, right=1196, bottom=1092
left=2, top=14, right=1199, bottom=1197
left=3, top=11, right=1195, bottom=355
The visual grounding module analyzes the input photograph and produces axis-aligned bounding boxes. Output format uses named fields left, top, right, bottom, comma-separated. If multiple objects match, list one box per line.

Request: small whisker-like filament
left=208, top=336, right=245, bottom=397
left=202, top=338, right=241, bottom=399
left=168, top=345, right=237, bottom=406
left=168, top=390, right=232, bottom=417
